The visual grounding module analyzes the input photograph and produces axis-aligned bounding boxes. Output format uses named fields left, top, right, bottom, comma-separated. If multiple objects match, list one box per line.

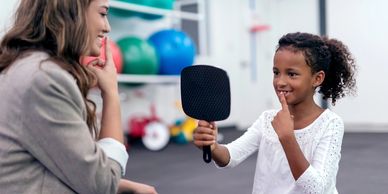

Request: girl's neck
left=288, top=101, right=325, bottom=130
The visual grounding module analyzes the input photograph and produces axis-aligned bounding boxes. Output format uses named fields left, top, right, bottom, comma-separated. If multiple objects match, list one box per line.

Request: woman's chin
left=85, top=47, right=101, bottom=57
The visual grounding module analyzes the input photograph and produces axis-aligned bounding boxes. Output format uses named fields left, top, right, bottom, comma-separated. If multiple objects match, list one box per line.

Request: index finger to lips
left=279, top=92, right=289, bottom=112
left=88, top=58, right=105, bottom=68
left=104, top=37, right=113, bottom=63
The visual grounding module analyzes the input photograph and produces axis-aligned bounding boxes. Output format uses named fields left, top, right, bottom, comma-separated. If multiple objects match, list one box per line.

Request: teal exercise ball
left=148, top=29, right=196, bottom=75
left=110, top=0, right=141, bottom=18
left=135, top=0, right=175, bottom=9
left=137, top=0, right=175, bottom=20
left=117, top=36, right=159, bottom=75
left=110, top=0, right=175, bottom=20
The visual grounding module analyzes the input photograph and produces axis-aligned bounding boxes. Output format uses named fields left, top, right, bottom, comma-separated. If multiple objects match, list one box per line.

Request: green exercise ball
left=117, top=36, right=159, bottom=75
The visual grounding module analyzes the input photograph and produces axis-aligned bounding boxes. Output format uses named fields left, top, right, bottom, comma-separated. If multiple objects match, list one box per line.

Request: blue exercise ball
left=148, top=29, right=196, bottom=75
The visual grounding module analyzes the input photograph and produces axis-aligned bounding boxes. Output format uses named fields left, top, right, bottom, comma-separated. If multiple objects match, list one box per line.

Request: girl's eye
left=100, top=13, right=108, bottom=17
left=288, top=72, right=297, bottom=77
left=273, top=71, right=279, bottom=76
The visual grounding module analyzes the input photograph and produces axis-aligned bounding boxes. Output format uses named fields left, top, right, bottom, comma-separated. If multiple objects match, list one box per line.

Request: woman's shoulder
left=4, top=51, right=80, bottom=101
left=10, top=51, right=53, bottom=71
left=9, top=51, right=76, bottom=89
left=14, top=51, right=67, bottom=75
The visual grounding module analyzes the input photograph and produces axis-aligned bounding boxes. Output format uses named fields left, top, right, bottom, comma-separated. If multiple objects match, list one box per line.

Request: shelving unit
left=109, top=0, right=204, bottom=21
left=109, top=0, right=208, bottom=84
left=101, top=1, right=211, bottom=150
left=110, top=0, right=209, bottom=56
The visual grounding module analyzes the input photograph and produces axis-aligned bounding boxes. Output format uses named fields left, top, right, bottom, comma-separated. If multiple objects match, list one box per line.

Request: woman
left=0, top=0, right=156, bottom=193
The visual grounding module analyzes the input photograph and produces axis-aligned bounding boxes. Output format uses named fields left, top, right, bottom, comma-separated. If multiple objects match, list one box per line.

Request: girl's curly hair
left=277, top=32, right=357, bottom=105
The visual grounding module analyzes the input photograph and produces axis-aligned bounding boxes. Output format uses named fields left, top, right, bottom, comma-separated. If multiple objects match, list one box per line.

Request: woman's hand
left=89, top=37, right=123, bottom=142
left=193, top=120, right=218, bottom=151
left=86, top=37, right=118, bottom=95
left=117, top=179, right=157, bottom=194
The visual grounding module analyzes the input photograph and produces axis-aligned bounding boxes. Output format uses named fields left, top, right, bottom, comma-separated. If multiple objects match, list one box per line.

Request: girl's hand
left=272, top=92, right=294, bottom=140
left=193, top=120, right=218, bottom=151
left=86, top=37, right=118, bottom=95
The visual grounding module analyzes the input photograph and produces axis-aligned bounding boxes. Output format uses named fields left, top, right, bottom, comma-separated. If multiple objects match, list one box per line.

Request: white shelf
left=109, top=0, right=204, bottom=21
left=117, top=74, right=180, bottom=84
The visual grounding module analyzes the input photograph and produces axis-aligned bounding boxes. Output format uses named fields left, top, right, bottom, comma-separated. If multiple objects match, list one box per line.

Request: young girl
left=193, top=32, right=356, bottom=194
left=0, top=0, right=156, bottom=193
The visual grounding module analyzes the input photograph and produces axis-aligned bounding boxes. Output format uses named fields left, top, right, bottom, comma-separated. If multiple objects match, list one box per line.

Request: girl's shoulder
left=249, top=109, right=279, bottom=128
left=322, top=109, right=343, bottom=122
left=253, top=109, right=344, bottom=142
left=295, top=109, right=344, bottom=144
left=253, top=109, right=343, bottom=127
left=249, top=109, right=279, bottom=134
left=260, top=109, right=279, bottom=120
left=313, top=109, right=344, bottom=129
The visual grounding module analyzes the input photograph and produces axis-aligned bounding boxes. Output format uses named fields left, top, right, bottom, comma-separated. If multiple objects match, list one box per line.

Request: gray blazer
left=0, top=52, right=122, bottom=194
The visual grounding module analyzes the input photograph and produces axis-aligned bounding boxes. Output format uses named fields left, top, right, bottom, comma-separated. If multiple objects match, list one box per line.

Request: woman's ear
left=313, top=70, right=325, bottom=87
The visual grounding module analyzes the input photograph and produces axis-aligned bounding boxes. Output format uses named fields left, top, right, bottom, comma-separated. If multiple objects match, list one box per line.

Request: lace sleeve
left=295, top=118, right=344, bottom=193
left=217, top=111, right=269, bottom=168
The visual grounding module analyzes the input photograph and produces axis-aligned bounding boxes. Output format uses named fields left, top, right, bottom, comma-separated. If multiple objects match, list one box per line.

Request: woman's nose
left=103, top=20, right=111, bottom=33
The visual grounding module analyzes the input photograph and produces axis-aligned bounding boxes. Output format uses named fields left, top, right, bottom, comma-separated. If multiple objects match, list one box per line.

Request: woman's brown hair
left=0, top=0, right=98, bottom=134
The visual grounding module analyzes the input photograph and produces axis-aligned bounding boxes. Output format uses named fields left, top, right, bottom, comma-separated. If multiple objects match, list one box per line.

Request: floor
left=124, top=129, right=388, bottom=194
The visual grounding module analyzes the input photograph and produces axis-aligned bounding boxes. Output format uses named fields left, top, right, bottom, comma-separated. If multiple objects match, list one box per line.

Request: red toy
left=127, top=104, right=169, bottom=151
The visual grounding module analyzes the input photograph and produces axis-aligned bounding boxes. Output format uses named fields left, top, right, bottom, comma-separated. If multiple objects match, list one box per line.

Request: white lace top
left=220, top=109, right=344, bottom=194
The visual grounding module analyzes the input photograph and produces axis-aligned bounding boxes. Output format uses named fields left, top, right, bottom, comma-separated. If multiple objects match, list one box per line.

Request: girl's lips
left=278, top=91, right=291, bottom=96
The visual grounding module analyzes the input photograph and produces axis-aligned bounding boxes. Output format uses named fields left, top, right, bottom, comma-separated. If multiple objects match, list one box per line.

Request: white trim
left=110, top=0, right=204, bottom=21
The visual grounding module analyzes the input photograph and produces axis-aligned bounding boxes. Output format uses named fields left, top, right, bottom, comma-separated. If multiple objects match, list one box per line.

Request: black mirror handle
left=203, top=145, right=212, bottom=163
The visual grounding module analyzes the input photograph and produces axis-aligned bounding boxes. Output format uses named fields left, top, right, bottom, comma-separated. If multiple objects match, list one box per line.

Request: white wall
left=1, top=0, right=387, bottom=131
left=245, top=0, right=319, bottom=128
left=205, top=0, right=319, bottom=129
left=199, top=0, right=248, bottom=127
left=207, top=0, right=388, bottom=131
left=327, top=0, right=388, bottom=131
left=0, top=0, right=18, bottom=37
